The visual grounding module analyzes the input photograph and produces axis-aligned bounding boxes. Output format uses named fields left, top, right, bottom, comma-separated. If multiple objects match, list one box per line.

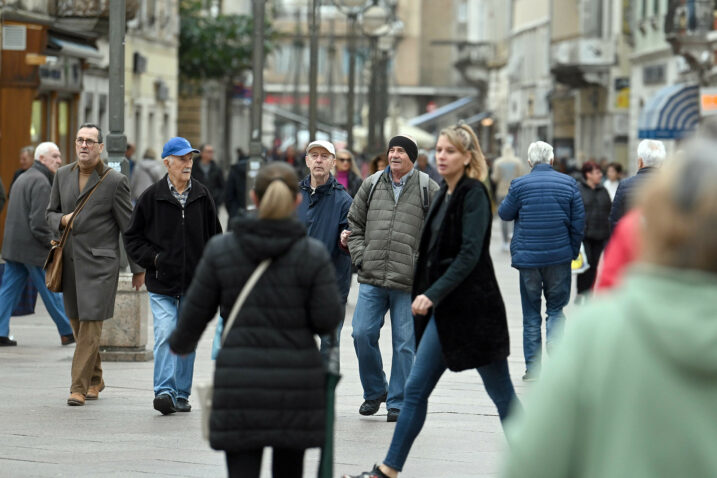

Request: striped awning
left=638, top=83, right=700, bottom=139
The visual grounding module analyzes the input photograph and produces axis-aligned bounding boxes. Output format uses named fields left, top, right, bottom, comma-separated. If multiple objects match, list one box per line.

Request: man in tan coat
left=492, top=145, right=525, bottom=251
left=47, top=124, right=144, bottom=406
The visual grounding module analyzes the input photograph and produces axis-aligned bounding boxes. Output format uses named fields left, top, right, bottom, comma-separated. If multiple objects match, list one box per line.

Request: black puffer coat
left=578, top=181, right=611, bottom=241
left=169, top=216, right=342, bottom=452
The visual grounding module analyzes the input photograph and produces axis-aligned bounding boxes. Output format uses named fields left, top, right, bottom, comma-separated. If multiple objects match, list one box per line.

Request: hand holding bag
left=198, top=258, right=271, bottom=441
left=43, top=169, right=112, bottom=292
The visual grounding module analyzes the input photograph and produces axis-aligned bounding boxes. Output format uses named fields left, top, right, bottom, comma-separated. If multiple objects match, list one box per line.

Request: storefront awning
left=638, top=83, right=700, bottom=139
left=407, top=97, right=477, bottom=127
left=48, top=35, right=103, bottom=60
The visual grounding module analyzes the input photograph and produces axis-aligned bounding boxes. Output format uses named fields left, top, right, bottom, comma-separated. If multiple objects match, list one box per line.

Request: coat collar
left=71, top=160, right=108, bottom=201
left=154, top=173, right=207, bottom=205
left=32, top=162, right=54, bottom=184
left=531, top=163, right=554, bottom=172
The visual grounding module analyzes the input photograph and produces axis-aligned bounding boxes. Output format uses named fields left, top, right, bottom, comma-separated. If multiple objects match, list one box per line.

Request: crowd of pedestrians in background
left=3, top=114, right=717, bottom=478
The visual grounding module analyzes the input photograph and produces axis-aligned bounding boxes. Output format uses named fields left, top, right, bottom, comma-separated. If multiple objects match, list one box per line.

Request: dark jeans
left=382, top=317, right=518, bottom=472
left=576, top=238, right=607, bottom=295
left=225, top=448, right=304, bottom=478
left=519, top=263, right=571, bottom=374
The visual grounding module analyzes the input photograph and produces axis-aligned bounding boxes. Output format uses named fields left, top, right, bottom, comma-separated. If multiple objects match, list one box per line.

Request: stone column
left=100, top=272, right=153, bottom=361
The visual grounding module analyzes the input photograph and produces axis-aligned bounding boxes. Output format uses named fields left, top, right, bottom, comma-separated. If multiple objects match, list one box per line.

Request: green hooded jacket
left=503, top=264, right=717, bottom=478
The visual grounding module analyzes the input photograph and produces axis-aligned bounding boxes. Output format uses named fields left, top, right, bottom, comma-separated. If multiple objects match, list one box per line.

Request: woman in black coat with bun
left=170, top=162, right=343, bottom=478
left=344, top=124, right=519, bottom=478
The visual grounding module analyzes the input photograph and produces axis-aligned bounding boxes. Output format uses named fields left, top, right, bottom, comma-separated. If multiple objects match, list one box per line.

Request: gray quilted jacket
left=347, top=169, right=439, bottom=293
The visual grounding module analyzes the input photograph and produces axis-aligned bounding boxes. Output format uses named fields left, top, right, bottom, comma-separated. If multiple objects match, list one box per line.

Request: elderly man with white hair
left=498, top=141, right=585, bottom=382
left=124, top=137, right=222, bottom=415
left=346, top=134, right=440, bottom=423
left=608, top=139, right=666, bottom=232
left=0, top=142, right=74, bottom=347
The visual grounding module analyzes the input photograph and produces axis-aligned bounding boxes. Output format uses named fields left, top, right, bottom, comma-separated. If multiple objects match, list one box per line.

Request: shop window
left=30, top=99, right=45, bottom=145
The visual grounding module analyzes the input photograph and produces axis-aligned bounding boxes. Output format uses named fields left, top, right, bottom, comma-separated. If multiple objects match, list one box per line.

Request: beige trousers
left=69, top=319, right=104, bottom=395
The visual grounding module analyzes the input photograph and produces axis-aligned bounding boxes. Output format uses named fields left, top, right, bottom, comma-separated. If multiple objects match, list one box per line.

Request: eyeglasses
left=75, top=138, right=98, bottom=147
left=337, top=157, right=351, bottom=163
left=308, top=152, right=333, bottom=161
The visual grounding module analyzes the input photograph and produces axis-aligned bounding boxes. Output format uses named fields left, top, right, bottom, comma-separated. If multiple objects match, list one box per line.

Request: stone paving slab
left=0, top=219, right=578, bottom=477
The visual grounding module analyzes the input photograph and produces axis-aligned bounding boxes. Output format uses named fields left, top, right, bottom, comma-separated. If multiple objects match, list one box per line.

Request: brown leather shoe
left=85, top=382, right=105, bottom=400
left=67, top=393, right=85, bottom=406
left=60, top=334, right=75, bottom=346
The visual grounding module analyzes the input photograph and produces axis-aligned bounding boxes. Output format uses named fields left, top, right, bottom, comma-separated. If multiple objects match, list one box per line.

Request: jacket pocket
left=90, top=248, right=117, bottom=258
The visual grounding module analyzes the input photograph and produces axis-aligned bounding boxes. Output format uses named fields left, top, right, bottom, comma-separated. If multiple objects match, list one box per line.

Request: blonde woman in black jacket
left=344, top=124, right=518, bottom=478
left=170, top=162, right=343, bottom=478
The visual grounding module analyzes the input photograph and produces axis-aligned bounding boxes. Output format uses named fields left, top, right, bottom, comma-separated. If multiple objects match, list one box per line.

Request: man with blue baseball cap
left=125, top=137, right=222, bottom=415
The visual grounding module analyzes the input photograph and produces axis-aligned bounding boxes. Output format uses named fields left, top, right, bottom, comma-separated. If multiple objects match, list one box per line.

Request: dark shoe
left=386, top=408, right=400, bottom=422
left=342, top=464, right=391, bottom=478
left=85, top=382, right=105, bottom=400
left=0, top=336, right=17, bottom=346
left=153, top=394, right=176, bottom=415
left=359, top=392, right=387, bottom=416
left=522, top=371, right=538, bottom=382
left=175, top=397, right=191, bottom=412
left=61, top=334, right=75, bottom=346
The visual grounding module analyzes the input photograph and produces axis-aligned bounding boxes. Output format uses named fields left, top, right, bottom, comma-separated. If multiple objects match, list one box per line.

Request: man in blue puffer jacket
left=498, top=141, right=584, bottom=382
left=297, top=140, right=353, bottom=367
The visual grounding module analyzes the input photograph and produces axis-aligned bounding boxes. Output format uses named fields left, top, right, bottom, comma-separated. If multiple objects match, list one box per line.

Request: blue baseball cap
left=161, top=137, right=200, bottom=159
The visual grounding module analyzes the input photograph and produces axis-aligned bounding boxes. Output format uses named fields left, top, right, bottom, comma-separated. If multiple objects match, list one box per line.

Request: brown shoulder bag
left=43, top=169, right=112, bottom=292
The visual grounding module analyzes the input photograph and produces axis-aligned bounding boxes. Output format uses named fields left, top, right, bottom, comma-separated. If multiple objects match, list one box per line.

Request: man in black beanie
left=343, top=134, right=440, bottom=423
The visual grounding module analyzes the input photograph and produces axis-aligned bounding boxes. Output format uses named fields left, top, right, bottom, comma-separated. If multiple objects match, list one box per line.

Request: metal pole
left=106, top=0, right=127, bottom=175
left=346, top=13, right=357, bottom=151
left=376, top=50, right=389, bottom=153
left=247, top=0, right=266, bottom=210
left=292, top=8, right=302, bottom=147
left=308, top=0, right=320, bottom=141
left=367, top=38, right=378, bottom=155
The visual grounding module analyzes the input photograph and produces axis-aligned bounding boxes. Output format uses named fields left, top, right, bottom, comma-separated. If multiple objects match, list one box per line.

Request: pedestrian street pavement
left=0, top=217, right=581, bottom=477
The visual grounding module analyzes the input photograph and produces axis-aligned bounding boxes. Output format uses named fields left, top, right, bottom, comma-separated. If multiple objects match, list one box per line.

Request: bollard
left=100, top=272, right=153, bottom=361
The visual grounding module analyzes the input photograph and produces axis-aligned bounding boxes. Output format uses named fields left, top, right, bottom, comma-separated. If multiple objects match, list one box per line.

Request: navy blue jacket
left=498, top=163, right=585, bottom=268
left=609, top=166, right=655, bottom=233
left=297, top=175, right=353, bottom=302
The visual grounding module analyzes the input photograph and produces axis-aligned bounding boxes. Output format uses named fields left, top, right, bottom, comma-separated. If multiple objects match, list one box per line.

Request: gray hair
left=527, top=141, right=554, bottom=165
left=637, top=139, right=666, bottom=167
left=21, top=145, right=34, bottom=156
left=640, top=137, right=717, bottom=273
left=34, top=142, right=59, bottom=160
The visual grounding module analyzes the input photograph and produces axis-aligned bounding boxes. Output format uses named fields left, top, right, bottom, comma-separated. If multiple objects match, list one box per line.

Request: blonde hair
left=438, top=124, right=488, bottom=181
left=254, top=162, right=299, bottom=220
left=639, top=138, right=717, bottom=273
left=334, top=148, right=362, bottom=177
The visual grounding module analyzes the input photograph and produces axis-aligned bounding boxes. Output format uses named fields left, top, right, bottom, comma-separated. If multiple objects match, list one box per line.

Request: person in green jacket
left=502, top=137, right=717, bottom=478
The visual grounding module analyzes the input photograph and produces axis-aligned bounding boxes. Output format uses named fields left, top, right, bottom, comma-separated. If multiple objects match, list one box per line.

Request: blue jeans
left=149, top=293, right=196, bottom=401
left=383, top=317, right=517, bottom=471
left=0, top=261, right=72, bottom=337
left=352, top=284, right=415, bottom=410
left=519, top=263, right=571, bottom=374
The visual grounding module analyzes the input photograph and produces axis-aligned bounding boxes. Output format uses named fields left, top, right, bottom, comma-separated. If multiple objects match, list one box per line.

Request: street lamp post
left=360, top=4, right=391, bottom=156
left=308, top=0, right=320, bottom=141
left=247, top=0, right=266, bottom=210
left=106, top=0, right=127, bottom=174
left=332, top=0, right=373, bottom=152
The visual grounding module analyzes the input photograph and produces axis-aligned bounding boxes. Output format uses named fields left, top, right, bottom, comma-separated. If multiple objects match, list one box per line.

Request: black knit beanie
left=387, top=135, right=418, bottom=163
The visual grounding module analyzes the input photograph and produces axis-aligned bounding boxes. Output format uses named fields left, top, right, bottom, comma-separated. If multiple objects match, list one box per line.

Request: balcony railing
left=50, top=0, right=139, bottom=19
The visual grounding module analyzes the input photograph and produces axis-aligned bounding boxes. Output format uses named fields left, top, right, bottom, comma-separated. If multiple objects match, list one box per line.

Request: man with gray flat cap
left=345, top=134, right=440, bottom=422
left=125, top=136, right=222, bottom=415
